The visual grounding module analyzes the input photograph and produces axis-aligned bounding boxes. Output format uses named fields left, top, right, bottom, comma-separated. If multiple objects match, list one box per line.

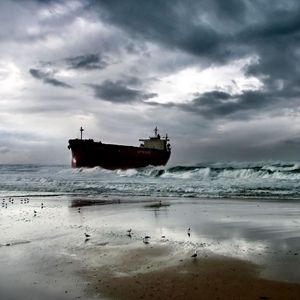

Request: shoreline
left=0, top=196, right=299, bottom=299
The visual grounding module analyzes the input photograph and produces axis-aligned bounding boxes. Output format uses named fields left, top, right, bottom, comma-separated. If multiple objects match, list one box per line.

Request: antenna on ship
left=80, top=126, right=84, bottom=140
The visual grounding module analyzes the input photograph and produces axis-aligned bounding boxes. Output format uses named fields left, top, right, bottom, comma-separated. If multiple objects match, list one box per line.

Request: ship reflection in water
left=68, top=127, right=171, bottom=170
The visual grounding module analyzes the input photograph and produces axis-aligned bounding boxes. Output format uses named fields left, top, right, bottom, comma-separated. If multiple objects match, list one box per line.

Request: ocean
left=1, top=161, right=300, bottom=200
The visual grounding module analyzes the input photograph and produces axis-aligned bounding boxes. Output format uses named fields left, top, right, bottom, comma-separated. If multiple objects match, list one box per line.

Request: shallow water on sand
left=1, top=196, right=299, bottom=298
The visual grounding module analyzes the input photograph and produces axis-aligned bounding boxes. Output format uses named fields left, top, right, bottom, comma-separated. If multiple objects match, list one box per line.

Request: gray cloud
left=91, top=0, right=300, bottom=118
left=29, top=68, right=72, bottom=88
left=92, top=0, right=230, bottom=61
left=0, top=146, right=9, bottom=154
left=89, top=80, right=157, bottom=103
left=65, top=53, right=108, bottom=70
left=181, top=90, right=271, bottom=119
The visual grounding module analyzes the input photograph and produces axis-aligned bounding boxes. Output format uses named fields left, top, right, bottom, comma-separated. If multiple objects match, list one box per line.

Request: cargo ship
left=68, top=127, right=171, bottom=169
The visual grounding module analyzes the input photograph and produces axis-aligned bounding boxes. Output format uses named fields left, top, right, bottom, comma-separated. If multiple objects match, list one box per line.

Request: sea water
left=1, top=162, right=300, bottom=200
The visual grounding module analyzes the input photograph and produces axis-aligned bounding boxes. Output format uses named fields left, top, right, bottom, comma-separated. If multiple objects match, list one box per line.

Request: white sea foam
left=1, top=162, right=300, bottom=199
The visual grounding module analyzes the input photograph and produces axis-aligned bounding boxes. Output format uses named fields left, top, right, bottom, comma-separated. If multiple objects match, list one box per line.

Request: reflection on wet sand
left=0, top=196, right=299, bottom=299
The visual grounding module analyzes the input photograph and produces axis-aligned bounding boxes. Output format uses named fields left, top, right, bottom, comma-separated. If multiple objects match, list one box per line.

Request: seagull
left=144, top=235, right=151, bottom=239
left=84, top=233, right=90, bottom=238
left=143, top=238, right=150, bottom=244
left=187, top=228, right=191, bottom=237
left=161, top=235, right=166, bottom=238
left=126, top=229, right=132, bottom=237
left=191, top=251, right=197, bottom=258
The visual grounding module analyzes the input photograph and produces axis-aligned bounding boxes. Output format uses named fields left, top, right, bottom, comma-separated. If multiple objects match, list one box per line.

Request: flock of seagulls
left=2, top=197, right=30, bottom=209
left=1, top=197, right=43, bottom=217
left=84, top=226, right=198, bottom=258
left=2, top=197, right=198, bottom=259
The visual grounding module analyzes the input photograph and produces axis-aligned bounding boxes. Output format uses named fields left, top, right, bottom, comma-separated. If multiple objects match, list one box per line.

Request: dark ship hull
left=68, top=139, right=171, bottom=170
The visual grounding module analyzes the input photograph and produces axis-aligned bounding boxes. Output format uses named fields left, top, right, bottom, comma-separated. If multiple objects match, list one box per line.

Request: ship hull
left=68, top=139, right=171, bottom=169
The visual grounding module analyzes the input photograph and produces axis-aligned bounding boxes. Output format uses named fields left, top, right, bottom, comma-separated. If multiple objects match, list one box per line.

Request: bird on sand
left=143, top=238, right=150, bottom=244
left=127, top=229, right=132, bottom=233
left=187, top=227, right=191, bottom=237
left=84, top=233, right=90, bottom=238
left=191, top=251, right=197, bottom=258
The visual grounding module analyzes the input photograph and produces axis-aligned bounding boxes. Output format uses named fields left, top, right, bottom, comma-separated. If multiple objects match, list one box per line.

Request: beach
left=1, top=195, right=300, bottom=299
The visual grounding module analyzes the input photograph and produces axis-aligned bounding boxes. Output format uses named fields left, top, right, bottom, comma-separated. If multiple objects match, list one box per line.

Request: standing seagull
left=191, top=251, right=197, bottom=258
left=143, top=238, right=149, bottom=244
left=126, top=229, right=132, bottom=238
left=143, top=236, right=151, bottom=244
left=187, top=227, right=191, bottom=237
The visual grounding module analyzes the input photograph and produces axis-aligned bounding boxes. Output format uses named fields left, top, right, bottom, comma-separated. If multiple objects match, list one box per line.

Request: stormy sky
left=1, top=0, right=300, bottom=164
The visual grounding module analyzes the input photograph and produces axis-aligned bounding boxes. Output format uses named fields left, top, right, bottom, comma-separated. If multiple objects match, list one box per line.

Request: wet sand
left=0, top=196, right=300, bottom=299
left=86, top=251, right=300, bottom=300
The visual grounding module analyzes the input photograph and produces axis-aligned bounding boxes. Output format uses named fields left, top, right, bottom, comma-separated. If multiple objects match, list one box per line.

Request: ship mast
left=80, top=126, right=84, bottom=140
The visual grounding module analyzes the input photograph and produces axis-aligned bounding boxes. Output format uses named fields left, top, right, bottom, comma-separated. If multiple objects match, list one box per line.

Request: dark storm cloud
left=89, top=80, right=157, bottom=103
left=65, top=54, right=108, bottom=70
left=180, top=90, right=271, bottom=118
left=149, top=89, right=278, bottom=119
left=29, top=68, right=72, bottom=88
left=92, top=0, right=229, bottom=61
left=90, top=0, right=300, bottom=119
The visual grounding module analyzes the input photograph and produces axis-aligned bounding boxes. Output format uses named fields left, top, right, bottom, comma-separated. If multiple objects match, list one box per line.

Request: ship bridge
left=139, top=127, right=170, bottom=151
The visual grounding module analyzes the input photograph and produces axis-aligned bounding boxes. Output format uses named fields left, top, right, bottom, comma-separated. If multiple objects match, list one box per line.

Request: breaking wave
left=1, top=162, right=300, bottom=199
left=130, top=162, right=300, bottom=180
